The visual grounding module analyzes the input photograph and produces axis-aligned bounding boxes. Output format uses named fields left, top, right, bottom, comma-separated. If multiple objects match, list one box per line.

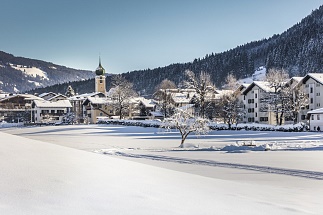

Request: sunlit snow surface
left=1, top=124, right=323, bottom=214
left=10, top=64, right=49, bottom=80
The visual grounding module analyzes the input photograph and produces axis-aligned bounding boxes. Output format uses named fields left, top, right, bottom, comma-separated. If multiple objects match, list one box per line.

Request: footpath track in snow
left=111, top=152, right=323, bottom=180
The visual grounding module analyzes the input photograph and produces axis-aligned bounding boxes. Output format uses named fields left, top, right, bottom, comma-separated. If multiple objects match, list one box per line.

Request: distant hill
left=0, top=51, right=95, bottom=93
left=24, top=5, right=323, bottom=96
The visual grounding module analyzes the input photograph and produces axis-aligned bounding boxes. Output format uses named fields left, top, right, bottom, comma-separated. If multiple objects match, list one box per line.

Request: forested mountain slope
left=27, top=5, right=323, bottom=96
left=0, top=51, right=94, bottom=93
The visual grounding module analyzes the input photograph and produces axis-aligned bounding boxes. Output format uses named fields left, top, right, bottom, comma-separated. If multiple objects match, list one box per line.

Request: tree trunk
left=279, top=113, right=282, bottom=125
left=119, top=108, right=122, bottom=120
left=179, top=132, right=190, bottom=148
left=293, top=112, right=298, bottom=124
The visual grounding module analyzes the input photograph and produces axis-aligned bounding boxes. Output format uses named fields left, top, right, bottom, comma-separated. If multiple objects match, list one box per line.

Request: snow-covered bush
left=98, top=117, right=308, bottom=132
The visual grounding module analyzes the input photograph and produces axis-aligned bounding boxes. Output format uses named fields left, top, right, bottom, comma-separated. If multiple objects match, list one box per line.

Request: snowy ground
left=1, top=124, right=323, bottom=214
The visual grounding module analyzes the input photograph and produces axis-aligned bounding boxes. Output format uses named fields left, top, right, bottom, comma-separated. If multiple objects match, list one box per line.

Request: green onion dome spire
left=95, top=57, right=105, bottom=76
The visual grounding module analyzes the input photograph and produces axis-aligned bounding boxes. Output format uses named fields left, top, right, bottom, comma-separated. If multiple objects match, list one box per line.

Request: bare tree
left=183, top=70, right=214, bottom=117
left=224, top=73, right=239, bottom=90
left=263, top=69, right=290, bottom=125
left=283, top=84, right=308, bottom=124
left=153, top=79, right=177, bottom=118
left=161, top=108, right=209, bottom=148
left=110, top=75, right=137, bottom=119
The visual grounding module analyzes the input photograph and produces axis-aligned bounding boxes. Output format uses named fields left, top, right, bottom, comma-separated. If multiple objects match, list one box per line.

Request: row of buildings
left=1, top=60, right=323, bottom=131
left=237, top=73, right=323, bottom=130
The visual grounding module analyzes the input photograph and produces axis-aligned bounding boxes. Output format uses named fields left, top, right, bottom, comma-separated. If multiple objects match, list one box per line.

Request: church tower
left=95, top=57, right=106, bottom=94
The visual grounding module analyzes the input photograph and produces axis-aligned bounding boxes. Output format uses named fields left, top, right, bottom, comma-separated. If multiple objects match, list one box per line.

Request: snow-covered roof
left=38, top=92, right=57, bottom=99
left=149, top=111, right=164, bottom=117
left=301, top=73, right=323, bottom=85
left=234, top=84, right=250, bottom=95
left=307, top=108, right=323, bottom=114
left=215, top=90, right=233, bottom=95
left=85, top=97, right=111, bottom=105
left=172, top=92, right=192, bottom=104
left=69, top=92, right=106, bottom=101
left=33, top=100, right=72, bottom=108
left=243, top=81, right=274, bottom=94
left=291, top=77, right=303, bottom=82
left=178, top=104, right=195, bottom=110
left=0, top=94, right=43, bottom=102
left=139, top=98, right=156, bottom=108
left=48, top=94, right=68, bottom=101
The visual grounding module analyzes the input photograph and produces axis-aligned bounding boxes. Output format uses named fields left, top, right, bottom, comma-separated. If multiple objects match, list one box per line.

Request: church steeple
left=94, top=56, right=107, bottom=94
left=95, top=56, right=105, bottom=76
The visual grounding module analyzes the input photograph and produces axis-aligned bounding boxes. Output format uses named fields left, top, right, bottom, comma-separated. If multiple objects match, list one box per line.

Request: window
left=318, top=115, right=320, bottom=120
left=244, top=95, right=245, bottom=100
left=317, top=93, right=320, bottom=96
left=255, top=93, right=257, bottom=98
left=248, top=117, right=255, bottom=122
left=317, top=83, right=320, bottom=87
left=260, top=117, right=268, bottom=122
left=51, top=110, right=55, bottom=114
left=311, top=115, right=314, bottom=120
left=310, top=87, right=313, bottom=93
left=301, top=115, right=305, bottom=120
left=255, top=112, right=257, bottom=117
left=311, top=98, right=313, bottom=104
left=255, top=103, right=257, bottom=108
left=41, top=110, right=49, bottom=114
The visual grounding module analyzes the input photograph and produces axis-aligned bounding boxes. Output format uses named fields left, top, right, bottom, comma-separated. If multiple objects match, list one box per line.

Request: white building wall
left=242, top=85, right=275, bottom=125
left=309, top=113, right=323, bottom=131
left=299, top=77, right=323, bottom=124
left=34, top=108, right=68, bottom=123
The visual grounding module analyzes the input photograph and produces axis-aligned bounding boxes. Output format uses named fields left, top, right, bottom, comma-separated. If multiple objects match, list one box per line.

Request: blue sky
left=1, top=0, right=322, bottom=74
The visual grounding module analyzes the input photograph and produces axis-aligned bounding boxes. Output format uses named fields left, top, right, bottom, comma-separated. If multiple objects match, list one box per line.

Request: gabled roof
left=291, top=77, right=303, bottom=82
left=48, top=94, right=68, bottom=101
left=69, top=92, right=106, bottom=101
left=243, top=81, right=274, bottom=95
left=139, top=98, right=156, bottom=108
left=33, top=100, right=72, bottom=108
left=234, top=84, right=250, bottom=95
left=301, top=73, right=323, bottom=85
left=307, top=107, right=323, bottom=115
left=82, top=97, right=112, bottom=105
left=38, top=92, right=57, bottom=99
left=0, top=94, right=43, bottom=102
left=172, top=92, right=194, bottom=104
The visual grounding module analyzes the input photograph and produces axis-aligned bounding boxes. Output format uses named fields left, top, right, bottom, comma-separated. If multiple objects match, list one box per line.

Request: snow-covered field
left=1, top=124, right=323, bottom=214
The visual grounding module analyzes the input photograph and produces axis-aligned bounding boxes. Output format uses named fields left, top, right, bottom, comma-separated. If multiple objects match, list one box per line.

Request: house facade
left=242, top=81, right=276, bottom=125
left=32, top=100, right=72, bottom=124
left=307, top=108, right=323, bottom=131
left=0, top=94, right=42, bottom=123
left=298, top=73, right=323, bottom=123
